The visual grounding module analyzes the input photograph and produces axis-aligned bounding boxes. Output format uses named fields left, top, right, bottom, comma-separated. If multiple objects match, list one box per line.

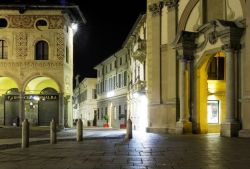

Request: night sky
left=71, top=0, right=147, bottom=83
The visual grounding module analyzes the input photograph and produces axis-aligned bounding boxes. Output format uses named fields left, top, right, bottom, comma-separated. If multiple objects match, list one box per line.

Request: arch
left=0, top=76, right=19, bottom=95
left=194, top=48, right=226, bottom=134
left=178, top=0, right=246, bottom=32
left=22, top=74, right=62, bottom=93
left=24, top=76, right=60, bottom=94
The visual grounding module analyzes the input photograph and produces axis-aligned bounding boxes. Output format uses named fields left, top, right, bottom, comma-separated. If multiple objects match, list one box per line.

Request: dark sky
left=71, top=0, right=147, bottom=82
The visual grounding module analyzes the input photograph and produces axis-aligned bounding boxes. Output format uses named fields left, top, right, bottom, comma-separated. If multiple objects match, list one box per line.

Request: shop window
left=0, top=40, right=7, bottom=59
left=35, top=41, right=48, bottom=60
left=207, top=100, right=219, bottom=124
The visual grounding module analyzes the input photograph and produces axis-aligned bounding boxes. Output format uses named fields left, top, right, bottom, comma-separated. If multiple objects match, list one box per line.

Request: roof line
left=0, top=4, right=86, bottom=23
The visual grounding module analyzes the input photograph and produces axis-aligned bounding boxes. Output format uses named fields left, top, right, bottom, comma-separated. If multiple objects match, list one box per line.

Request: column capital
left=162, top=0, right=179, bottom=9
left=148, top=2, right=162, bottom=16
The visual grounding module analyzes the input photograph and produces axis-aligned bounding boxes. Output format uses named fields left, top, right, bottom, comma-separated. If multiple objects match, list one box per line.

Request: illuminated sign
left=207, top=100, right=219, bottom=124
left=5, top=95, right=58, bottom=101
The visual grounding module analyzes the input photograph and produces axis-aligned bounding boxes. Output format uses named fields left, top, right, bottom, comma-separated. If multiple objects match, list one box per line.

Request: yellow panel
left=0, top=77, right=18, bottom=95
left=25, top=77, right=60, bottom=94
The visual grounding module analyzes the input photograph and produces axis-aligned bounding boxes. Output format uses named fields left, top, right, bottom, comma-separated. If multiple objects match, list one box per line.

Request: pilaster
left=174, top=31, right=197, bottom=134
left=58, top=93, right=64, bottom=128
left=19, top=91, right=25, bottom=125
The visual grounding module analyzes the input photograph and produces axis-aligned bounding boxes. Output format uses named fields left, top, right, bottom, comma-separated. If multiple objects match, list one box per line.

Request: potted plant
left=103, top=114, right=109, bottom=128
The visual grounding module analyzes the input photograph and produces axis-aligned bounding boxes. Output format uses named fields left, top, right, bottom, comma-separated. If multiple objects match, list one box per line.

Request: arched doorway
left=38, top=88, right=58, bottom=126
left=25, top=77, right=60, bottom=126
left=0, top=77, right=19, bottom=126
left=195, top=51, right=226, bottom=133
left=4, top=88, right=20, bottom=126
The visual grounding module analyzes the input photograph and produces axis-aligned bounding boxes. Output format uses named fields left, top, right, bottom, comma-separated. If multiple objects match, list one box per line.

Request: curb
left=0, top=135, right=125, bottom=151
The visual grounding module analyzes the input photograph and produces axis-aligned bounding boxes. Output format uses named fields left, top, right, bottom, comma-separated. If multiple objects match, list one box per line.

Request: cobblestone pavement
left=1, top=132, right=250, bottom=169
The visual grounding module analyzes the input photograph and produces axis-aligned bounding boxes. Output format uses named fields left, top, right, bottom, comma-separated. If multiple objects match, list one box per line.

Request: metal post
left=76, top=118, right=83, bottom=142
left=21, top=119, right=29, bottom=148
left=50, top=118, right=57, bottom=144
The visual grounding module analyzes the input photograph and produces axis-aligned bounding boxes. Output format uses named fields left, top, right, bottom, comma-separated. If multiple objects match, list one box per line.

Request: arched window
left=35, top=41, right=48, bottom=60
left=0, top=40, right=7, bottom=59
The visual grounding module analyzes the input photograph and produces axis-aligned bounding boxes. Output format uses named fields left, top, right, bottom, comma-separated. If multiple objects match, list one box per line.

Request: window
left=0, top=40, right=7, bottom=59
left=0, top=18, right=7, bottom=28
left=35, top=41, right=48, bottom=60
left=124, top=71, right=127, bottom=86
left=119, top=105, right=121, bottom=120
left=36, top=19, right=48, bottom=31
left=118, top=74, right=121, bottom=88
left=120, top=57, right=123, bottom=65
left=92, top=89, right=97, bottom=99
left=207, top=57, right=224, bottom=80
left=36, top=19, right=47, bottom=27
left=207, top=100, right=219, bottom=124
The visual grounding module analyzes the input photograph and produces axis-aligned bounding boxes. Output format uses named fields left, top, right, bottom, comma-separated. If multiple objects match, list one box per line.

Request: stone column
left=58, top=93, right=64, bottom=128
left=146, top=2, right=163, bottom=132
left=221, top=45, right=240, bottom=137
left=19, top=91, right=25, bottom=125
left=174, top=31, right=197, bottom=134
left=176, top=58, right=192, bottom=133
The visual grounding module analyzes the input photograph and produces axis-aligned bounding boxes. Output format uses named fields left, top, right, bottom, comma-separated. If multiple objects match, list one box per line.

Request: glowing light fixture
left=107, top=91, right=114, bottom=98
left=71, top=23, right=78, bottom=31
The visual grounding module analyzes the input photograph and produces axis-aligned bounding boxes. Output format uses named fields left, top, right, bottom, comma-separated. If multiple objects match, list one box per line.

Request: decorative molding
left=178, top=0, right=199, bottom=32
left=208, top=31, right=218, bottom=45
left=6, top=15, right=64, bottom=29
left=131, top=39, right=146, bottom=63
left=15, top=32, right=28, bottom=58
left=162, top=0, right=179, bottom=8
left=56, top=33, right=64, bottom=60
left=0, top=61, right=63, bottom=69
left=148, top=3, right=162, bottom=16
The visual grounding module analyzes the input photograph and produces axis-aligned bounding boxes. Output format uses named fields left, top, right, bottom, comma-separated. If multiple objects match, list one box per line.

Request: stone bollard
left=76, top=119, right=83, bottom=142
left=126, top=118, right=132, bottom=139
left=22, top=119, right=29, bottom=148
left=50, top=118, right=57, bottom=144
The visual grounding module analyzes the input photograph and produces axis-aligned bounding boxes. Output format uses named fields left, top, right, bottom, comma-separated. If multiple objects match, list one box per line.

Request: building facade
left=125, top=15, right=147, bottom=131
left=146, top=0, right=249, bottom=137
left=73, top=77, right=97, bottom=126
left=94, top=49, right=128, bottom=129
left=0, top=4, right=85, bottom=127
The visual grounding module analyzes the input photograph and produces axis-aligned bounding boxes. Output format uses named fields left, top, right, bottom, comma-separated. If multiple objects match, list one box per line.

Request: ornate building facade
left=146, top=0, right=249, bottom=137
left=73, top=77, right=97, bottom=127
left=125, top=15, right=147, bottom=131
left=0, top=4, right=85, bottom=127
left=94, top=49, right=128, bottom=129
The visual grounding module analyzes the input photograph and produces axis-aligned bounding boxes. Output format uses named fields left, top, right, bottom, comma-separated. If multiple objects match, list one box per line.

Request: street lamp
left=71, top=23, right=78, bottom=32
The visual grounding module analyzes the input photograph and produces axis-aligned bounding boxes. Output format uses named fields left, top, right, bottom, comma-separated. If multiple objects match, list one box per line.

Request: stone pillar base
left=176, top=121, right=192, bottom=134
left=239, top=129, right=250, bottom=138
left=220, top=122, right=240, bottom=137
